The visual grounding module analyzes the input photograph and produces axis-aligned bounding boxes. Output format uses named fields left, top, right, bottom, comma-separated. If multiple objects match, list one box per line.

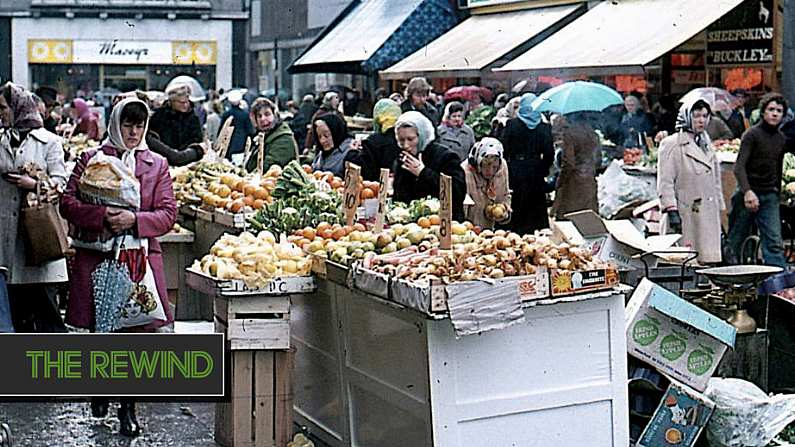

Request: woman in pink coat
left=60, top=97, right=176, bottom=437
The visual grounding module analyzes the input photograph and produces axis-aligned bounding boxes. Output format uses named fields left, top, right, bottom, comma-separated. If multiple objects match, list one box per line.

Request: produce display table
left=291, top=277, right=629, bottom=447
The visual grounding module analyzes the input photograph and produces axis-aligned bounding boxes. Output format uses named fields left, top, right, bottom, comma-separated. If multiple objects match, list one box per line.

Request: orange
left=417, top=217, right=431, bottom=228
left=370, top=183, right=380, bottom=196
left=353, top=223, right=366, bottom=232
left=320, top=228, right=334, bottom=240
left=229, top=199, right=245, bottom=213
left=243, top=184, right=257, bottom=196
left=253, top=199, right=265, bottom=210
left=317, top=222, right=331, bottom=233
left=429, top=215, right=441, bottom=226
left=331, top=179, right=343, bottom=189
left=360, top=188, right=375, bottom=200
left=332, top=228, right=346, bottom=241
left=243, top=196, right=254, bottom=207
left=231, top=191, right=244, bottom=200
left=302, top=228, right=316, bottom=240
left=254, top=187, right=270, bottom=200
left=233, top=180, right=246, bottom=192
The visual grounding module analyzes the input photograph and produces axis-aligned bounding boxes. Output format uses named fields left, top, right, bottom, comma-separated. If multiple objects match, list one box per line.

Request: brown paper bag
left=21, top=201, right=69, bottom=266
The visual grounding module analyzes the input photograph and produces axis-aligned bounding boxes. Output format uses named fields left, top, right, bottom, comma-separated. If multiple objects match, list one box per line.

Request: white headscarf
left=395, top=111, right=435, bottom=153
left=105, top=97, right=150, bottom=174
left=469, top=137, right=504, bottom=167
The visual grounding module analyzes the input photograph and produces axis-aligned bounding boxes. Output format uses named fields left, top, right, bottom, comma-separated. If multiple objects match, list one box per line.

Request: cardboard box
left=559, top=210, right=681, bottom=270
left=637, top=382, right=715, bottom=447
left=550, top=266, right=619, bottom=297
left=626, top=279, right=736, bottom=392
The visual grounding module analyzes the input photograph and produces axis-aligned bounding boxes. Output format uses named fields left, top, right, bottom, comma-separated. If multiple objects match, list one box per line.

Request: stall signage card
left=626, top=279, right=736, bottom=392
left=343, top=162, right=361, bottom=226
left=439, top=174, right=452, bottom=249
left=550, top=267, right=618, bottom=297
left=374, top=168, right=390, bottom=233
left=637, top=382, right=715, bottom=447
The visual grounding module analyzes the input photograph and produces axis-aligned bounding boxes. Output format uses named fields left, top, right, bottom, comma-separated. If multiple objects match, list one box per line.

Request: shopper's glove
left=667, top=210, right=682, bottom=234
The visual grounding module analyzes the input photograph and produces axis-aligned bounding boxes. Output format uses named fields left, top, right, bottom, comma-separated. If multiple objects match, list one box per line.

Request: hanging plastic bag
left=597, top=160, right=656, bottom=218
left=115, top=237, right=167, bottom=328
left=704, top=378, right=795, bottom=447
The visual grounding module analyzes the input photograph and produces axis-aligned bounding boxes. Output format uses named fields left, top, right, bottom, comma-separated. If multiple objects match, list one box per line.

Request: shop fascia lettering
left=97, top=40, right=149, bottom=61
left=710, top=48, right=772, bottom=63
left=707, top=27, right=774, bottom=42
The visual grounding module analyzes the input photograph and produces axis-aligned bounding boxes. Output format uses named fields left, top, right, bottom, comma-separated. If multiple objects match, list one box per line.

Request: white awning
left=380, top=4, right=580, bottom=79
left=292, top=0, right=424, bottom=67
left=495, top=0, right=745, bottom=75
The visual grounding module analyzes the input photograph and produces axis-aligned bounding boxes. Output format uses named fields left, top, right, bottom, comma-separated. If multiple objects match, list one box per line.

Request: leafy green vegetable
left=248, top=189, right=343, bottom=235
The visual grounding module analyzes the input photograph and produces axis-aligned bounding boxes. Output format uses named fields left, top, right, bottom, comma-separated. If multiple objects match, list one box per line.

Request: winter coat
left=401, top=100, right=441, bottom=128
left=552, top=123, right=599, bottom=219
left=437, top=123, right=476, bottom=162
left=149, top=103, right=204, bottom=151
left=707, top=116, right=734, bottom=141
left=657, top=131, right=724, bottom=263
left=392, top=141, right=466, bottom=222
left=60, top=146, right=177, bottom=330
left=220, top=106, right=254, bottom=156
left=146, top=133, right=202, bottom=167
left=462, top=158, right=511, bottom=229
left=205, top=112, right=221, bottom=146
left=0, top=128, right=68, bottom=284
left=312, top=138, right=353, bottom=178
left=245, top=121, right=299, bottom=172
left=343, top=131, right=400, bottom=181
left=498, top=117, right=555, bottom=234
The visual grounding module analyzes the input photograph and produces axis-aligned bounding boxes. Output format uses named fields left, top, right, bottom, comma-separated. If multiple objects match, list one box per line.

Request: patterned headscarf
left=395, top=111, right=435, bottom=153
left=517, top=93, right=541, bottom=130
left=469, top=137, right=504, bottom=167
left=106, top=97, right=150, bottom=173
left=372, top=99, right=401, bottom=134
left=1, top=82, right=43, bottom=131
left=676, top=99, right=712, bottom=150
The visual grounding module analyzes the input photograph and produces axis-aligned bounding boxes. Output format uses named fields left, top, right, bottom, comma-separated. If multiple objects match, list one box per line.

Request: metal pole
left=782, top=0, right=795, bottom=99
left=274, top=37, right=279, bottom=104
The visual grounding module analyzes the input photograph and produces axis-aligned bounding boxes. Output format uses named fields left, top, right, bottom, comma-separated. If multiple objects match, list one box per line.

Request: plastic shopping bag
left=597, top=160, right=656, bottom=219
left=78, top=151, right=140, bottom=209
left=704, top=378, right=795, bottom=447
left=115, top=237, right=166, bottom=328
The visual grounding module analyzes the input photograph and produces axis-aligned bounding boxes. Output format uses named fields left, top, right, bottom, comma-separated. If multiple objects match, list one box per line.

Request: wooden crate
left=214, top=294, right=290, bottom=351
left=215, top=349, right=294, bottom=447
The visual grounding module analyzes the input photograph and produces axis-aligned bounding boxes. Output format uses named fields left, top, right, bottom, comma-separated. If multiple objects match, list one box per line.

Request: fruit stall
left=172, top=157, right=631, bottom=447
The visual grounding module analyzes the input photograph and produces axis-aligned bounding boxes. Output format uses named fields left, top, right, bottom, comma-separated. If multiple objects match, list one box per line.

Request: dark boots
left=118, top=398, right=141, bottom=437
left=90, top=397, right=141, bottom=437
left=90, top=397, right=109, bottom=418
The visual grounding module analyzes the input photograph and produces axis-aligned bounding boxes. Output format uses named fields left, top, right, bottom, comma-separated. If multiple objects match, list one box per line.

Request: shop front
left=12, top=17, right=233, bottom=97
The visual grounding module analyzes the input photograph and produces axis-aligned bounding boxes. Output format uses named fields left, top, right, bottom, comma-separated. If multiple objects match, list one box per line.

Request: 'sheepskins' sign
left=706, top=0, right=774, bottom=65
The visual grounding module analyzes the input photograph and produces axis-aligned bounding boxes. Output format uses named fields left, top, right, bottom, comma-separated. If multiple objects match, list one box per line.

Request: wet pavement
left=0, top=399, right=221, bottom=446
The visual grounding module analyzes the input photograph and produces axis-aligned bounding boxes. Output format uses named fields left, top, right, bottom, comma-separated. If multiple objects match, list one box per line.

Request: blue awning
left=289, top=0, right=459, bottom=74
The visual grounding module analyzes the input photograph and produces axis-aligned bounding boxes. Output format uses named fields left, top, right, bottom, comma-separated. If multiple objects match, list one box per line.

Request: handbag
left=21, top=181, right=69, bottom=266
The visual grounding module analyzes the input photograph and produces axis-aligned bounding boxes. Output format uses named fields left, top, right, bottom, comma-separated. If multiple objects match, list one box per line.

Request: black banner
left=706, top=0, right=774, bottom=66
left=0, top=334, right=224, bottom=396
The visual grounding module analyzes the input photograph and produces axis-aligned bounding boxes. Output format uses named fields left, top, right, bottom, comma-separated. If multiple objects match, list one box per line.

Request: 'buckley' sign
left=706, top=0, right=774, bottom=66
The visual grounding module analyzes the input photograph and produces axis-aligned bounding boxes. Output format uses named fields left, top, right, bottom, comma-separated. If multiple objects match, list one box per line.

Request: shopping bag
left=115, top=237, right=166, bottom=328
left=78, top=151, right=140, bottom=209
left=21, top=182, right=69, bottom=265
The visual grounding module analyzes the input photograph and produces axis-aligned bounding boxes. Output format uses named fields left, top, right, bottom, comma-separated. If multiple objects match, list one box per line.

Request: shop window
left=722, top=68, right=764, bottom=91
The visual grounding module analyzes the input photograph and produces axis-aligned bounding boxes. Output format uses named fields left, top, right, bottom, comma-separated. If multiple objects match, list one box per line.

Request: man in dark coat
left=148, top=84, right=204, bottom=153
left=220, top=90, right=254, bottom=158
left=400, top=77, right=440, bottom=127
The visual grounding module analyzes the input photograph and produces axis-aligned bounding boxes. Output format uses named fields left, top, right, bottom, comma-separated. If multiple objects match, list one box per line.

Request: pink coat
left=60, top=145, right=176, bottom=330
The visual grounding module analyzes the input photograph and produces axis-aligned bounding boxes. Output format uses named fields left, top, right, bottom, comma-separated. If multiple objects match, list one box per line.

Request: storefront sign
left=672, top=70, right=707, bottom=85
left=28, top=39, right=217, bottom=65
left=706, top=0, right=774, bottom=66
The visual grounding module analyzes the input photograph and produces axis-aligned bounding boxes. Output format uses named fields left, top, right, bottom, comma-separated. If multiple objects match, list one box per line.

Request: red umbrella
left=444, top=86, right=482, bottom=103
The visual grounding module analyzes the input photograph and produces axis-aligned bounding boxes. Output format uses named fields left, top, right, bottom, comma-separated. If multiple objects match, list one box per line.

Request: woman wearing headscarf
left=551, top=114, right=600, bottom=219
left=392, top=111, right=466, bottom=221
left=436, top=101, right=476, bottom=162
left=0, top=82, right=68, bottom=333
left=620, top=94, right=654, bottom=149
left=498, top=93, right=554, bottom=234
left=492, top=96, right=521, bottom=139
left=311, top=113, right=354, bottom=177
left=70, top=97, right=100, bottom=140
left=657, top=99, right=724, bottom=264
left=344, top=99, right=402, bottom=181
left=246, top=97, right=298, bottom=172
left=462, top=137, right=511, bottom=229
left=60, top=97, right=177, bottom=436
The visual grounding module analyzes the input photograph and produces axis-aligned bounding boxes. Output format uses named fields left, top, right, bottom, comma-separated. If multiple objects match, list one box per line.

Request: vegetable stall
left=164, top=155, right=631, bottom=447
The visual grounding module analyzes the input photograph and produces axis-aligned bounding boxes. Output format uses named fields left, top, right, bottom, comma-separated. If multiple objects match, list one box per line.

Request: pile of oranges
left=207, top=168, right=280, bottom=213
left=302, top=165, right=382, bottom=200
left=289, top=222, right=369, bottom=250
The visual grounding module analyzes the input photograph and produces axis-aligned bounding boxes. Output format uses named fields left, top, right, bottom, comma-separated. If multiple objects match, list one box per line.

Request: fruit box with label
left=557, top=210, right=681, bottom=271
left=550, top=266, right=619, bottom=297
left=637, top=381, right=715, bottom=447
left=626, top=279, right=736, bottom=392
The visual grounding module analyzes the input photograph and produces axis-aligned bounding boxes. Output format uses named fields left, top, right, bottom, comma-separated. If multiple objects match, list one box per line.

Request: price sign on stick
left=343, top=162, right=362, bottom=226
left=644, top=135, right=656, bottom=151
left=243, top=137, right=252, bottom=167
left=439, top=174, right=452, bottom=249
left=373, top=168, right=390, bottom=233
left=216, top=116, right=234, bottom=152
left=256, top=134, right=265, bottom=177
